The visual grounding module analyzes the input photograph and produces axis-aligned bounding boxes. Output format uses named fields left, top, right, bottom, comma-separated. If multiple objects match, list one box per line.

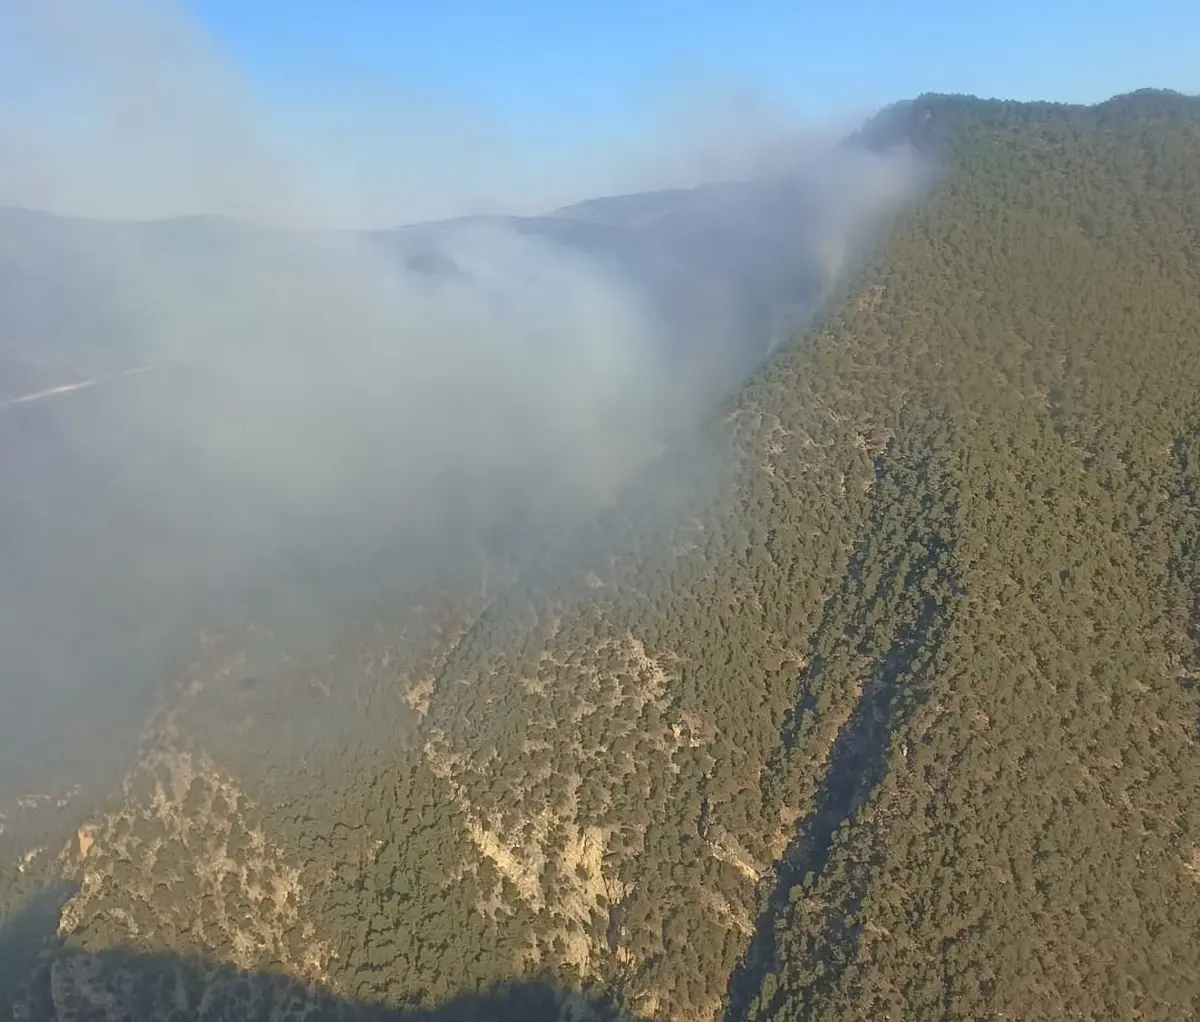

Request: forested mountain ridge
left=4, top=87, right=1200, bottom=1022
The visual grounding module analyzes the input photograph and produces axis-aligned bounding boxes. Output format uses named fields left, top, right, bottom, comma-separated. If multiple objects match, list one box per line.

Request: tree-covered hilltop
left=4, top=88, right=1200, bottom=1022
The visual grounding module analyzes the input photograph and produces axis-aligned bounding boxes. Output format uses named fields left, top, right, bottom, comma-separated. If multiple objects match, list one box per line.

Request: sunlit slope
left=5, top=89, right=1200, bottom=1022
left=396, top=89, right=1200, bottom=1020
left=731, top=89, right=1200, bottom=1021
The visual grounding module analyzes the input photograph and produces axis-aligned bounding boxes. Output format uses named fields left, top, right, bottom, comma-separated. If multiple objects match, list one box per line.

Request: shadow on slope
left=0, top=884, right=635, bottom=1022
left=723, top=421, right=964, bottom=1021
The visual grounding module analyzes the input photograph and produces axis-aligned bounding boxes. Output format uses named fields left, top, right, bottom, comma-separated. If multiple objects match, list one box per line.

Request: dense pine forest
left=3, top=87, right=1200, bottom=1021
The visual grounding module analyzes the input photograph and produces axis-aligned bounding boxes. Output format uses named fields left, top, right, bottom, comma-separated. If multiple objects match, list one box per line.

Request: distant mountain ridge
left=0, top=167, right=838, bottom=393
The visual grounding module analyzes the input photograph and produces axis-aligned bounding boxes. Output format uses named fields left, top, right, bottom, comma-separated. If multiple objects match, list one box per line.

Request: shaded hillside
left=4, top=88, right=1200, bottom=1022
left=0, top=888, right=628, bottom=1022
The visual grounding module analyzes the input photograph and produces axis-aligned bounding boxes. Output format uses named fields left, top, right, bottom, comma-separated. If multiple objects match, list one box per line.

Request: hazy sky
left=2, top=0, right=1196, bottom=225
left=192, top=0, right=1199, bottom=123
left=193, top=0, right=1200, bottom=221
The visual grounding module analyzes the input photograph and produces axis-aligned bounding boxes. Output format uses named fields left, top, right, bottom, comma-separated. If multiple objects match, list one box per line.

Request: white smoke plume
left=0, top=0, right=927, bottom=787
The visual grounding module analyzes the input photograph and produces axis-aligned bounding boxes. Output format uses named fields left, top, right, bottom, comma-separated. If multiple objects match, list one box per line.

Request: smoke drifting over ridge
left=0, top=0, right=928, bottom=786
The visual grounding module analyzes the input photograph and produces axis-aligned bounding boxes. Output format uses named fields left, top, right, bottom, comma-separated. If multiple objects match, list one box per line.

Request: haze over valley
left=0, top=131, right=923, bottom=796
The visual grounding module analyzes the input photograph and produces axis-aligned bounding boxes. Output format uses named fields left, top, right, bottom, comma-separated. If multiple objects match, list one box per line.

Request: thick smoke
left=0, top=0, right=927, bottom=788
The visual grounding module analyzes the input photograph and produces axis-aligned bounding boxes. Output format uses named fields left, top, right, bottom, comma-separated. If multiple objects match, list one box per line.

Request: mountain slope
left=3, top=89, right=1200, bottom=1022
left=734, top=89, right=1200, bottom=1021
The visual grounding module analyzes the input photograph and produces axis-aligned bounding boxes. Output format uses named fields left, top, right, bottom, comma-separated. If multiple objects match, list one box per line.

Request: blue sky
left=2, top=1, right=1197, bottom=224
left=183, top=0, right=1200, bottom=221
left=192, top=0, right=1198, bottom=129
